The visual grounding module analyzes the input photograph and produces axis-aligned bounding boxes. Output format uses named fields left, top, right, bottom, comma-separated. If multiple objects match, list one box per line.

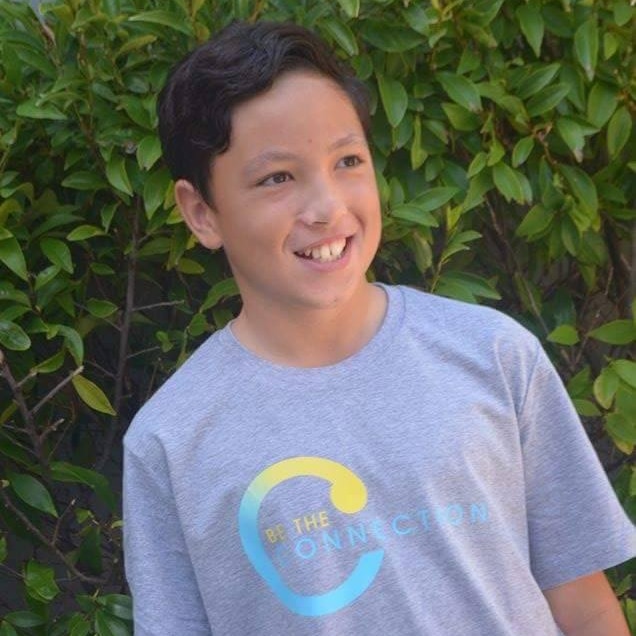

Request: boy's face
left=178, top=70, right=381, bottom=316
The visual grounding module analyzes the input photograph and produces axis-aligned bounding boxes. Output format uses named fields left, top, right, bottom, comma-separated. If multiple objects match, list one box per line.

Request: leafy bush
left=0, top=0, right=634, bottom=633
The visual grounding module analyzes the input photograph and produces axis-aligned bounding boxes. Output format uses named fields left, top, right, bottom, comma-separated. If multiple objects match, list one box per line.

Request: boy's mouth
left=294, top=237, right=350, bottom=263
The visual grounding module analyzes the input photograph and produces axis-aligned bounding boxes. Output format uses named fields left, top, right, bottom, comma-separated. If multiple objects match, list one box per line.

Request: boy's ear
left=174, top=179, right=223, bottom=249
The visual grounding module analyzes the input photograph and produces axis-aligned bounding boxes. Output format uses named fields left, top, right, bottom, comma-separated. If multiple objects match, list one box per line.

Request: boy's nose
left=299, top=182, right=347, bottom=226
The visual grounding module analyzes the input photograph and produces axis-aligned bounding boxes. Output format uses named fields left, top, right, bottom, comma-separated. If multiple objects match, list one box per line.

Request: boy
left=123, top=21, right=635, bottom=635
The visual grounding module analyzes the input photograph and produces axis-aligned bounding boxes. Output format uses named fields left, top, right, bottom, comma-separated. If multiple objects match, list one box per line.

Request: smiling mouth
left=295, top=237, right=351, bottom=263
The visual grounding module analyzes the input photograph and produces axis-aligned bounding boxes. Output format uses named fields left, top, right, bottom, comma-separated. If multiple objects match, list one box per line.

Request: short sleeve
left=123, top=439, right=212, bottom=636
left=519, top=342, right=636, bottom=590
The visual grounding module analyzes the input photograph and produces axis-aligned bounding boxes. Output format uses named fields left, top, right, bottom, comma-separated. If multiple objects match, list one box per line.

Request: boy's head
left=158, top=20, right=382, bottom=320
left=158, top=20, right=371, bottom=203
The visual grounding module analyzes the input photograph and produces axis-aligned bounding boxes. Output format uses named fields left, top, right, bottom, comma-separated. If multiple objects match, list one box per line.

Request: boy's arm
left=123, top=443, right=212, bottom=636
left=543, top=571, right=629, bottom=636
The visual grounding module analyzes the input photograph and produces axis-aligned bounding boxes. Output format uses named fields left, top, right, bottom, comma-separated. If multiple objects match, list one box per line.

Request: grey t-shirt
left=123, top=284, right=635, bottom=635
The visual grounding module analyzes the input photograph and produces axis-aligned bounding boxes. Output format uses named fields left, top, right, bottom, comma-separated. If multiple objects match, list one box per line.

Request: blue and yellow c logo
left=238, top=457, right=384, bottom=616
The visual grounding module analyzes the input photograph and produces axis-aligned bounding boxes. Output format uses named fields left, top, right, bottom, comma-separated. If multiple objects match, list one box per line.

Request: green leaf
left=410, top=115, right=427, bottom=170
left=526, top=83, right=570, bottom=117
left=67, top=225, right=107, bottom=241
left=336, top=0, right=359, bottom=18
left=322, top=18, right=358, bottom=57
left=586, top=83, right=618, bottom=128
left=106, top=155, right=133, bottom=196
left=612, top=360, right=636, bottom=389
left=72, top=375, right=116, bottom=416
left=0, top=236, right=28, bottom=281
left=360, top=21, right=423, bottom=52
left=33, top=350, right=65, bottom=374
left=515, top=63, right=560, bottom=101
left=35, top=264, right=61, bottom=291
left=492, top=162, right=526, bottom=204
left=200, top=278, right=240, bottom=312
left=607, top=106, right=632, bottom=158
left=574, top=19, right=598, bottom=81
left=116, top=34, right=157, bottom=58
left=62, top=171, right=108, bottom=191
left=589, top=320, right=636, bottom=345
left=516, top=204, right=552, bottom=238
left=0, top=320, right=31, bottom=351
left=440, top=230, right=482, bottom=263
left=176, top=257, right=204, bottom=274
left=99, top=595, right=133, bottom=622
left=128, top=10, right=193, bottom=36
left=56, top=325, right=84, bottom=365
left=0, top=620, right=19, bottom=636
left=391, top=204, right=438, bottom=227
left=606, top=413, right=636, bottom=445
left=593, top=367, right=620, bottom=409
left=414, top=187, right=459, bottom=212
left=4, top=612, right=46, bottom=628
left=572, top=399, right=601, bottom=417
left=516, top=1, right=544, bottom=57
left=560, top=165, right=598, bottom=216
left=94, top=610, right=130, bottom=636
left=136, top=135, right=162, bottom=171
left=512, top=136, right=534, bottom=167
left=9, top=473, right=58, bottom=517
left=436, top=72, right=482, bottom=113
left=547, top=324, right=579, bottom=345
left=50, top=461, right=116, bottom=510
left=0, top=536, right=6, bottom=563
left=86, top=299, right=118, bottom=318
left=377, top=74, right=408, bottom=128
left=143, top=168, right=171, bottom=218
left=40, top=237, right=73, bottom=273
left=441, top=103, right=480, bottom=131
left=556, top=118, right=584, bottom=162
left=16, top=98, right=66, bottom=121
left=25, top=560, right=60, bottom=602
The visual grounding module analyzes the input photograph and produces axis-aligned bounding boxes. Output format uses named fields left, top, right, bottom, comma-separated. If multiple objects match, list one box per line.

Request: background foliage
left=0, top=0, right=634, bottom=633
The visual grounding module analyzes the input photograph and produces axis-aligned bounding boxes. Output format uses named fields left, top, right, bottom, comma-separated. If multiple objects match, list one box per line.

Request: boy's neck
left=230, top=283, right=387, bottom=368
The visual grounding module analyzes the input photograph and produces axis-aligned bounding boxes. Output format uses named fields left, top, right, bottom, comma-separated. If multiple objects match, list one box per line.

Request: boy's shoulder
left=123, top=327, right=233, bottom=452
left=396, top=283, right=538, bottom=350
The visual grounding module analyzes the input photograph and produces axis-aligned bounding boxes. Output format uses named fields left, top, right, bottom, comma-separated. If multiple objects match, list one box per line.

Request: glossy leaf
left=72, top=375, right=116, bottom=416
left=9, top=473, right=58, bottom=517
left=40, top=238, right=73, bottom=273
left=0, top=320, right=31, bottom=351
left=128, top=10, right=193, bottom=35
left=547, top=325, right=579, bottom=345
left=336, top=0, right=359, bottom=18
left=516, top=1, right=544, bottom=57
left=322, top=18, right=358, bottom=56
left=526, top=84, right=570, bottom=117
left=589, top=320, right=636, bottom=345
left=436, top=72, right=482, bottom=113
left=106, top=156, right=133, bottom=196
left=25, top=560, right=60, bottom=602
left=574, top=19, right=598, bottom=81
left=0, top=236, right=28, bottom=281
left=607, top=107, right=632, bottom=158
left=377, top=74, right=408, bottom=128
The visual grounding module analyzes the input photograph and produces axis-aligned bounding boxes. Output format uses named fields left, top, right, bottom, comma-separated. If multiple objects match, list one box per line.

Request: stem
left=95, top=205, right=139, bottom=471
left=0, top=488, right=107, bottom=586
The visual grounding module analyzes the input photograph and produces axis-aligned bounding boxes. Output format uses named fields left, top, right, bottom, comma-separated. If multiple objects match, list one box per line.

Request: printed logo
left=238, top=456, right=384, bottom=617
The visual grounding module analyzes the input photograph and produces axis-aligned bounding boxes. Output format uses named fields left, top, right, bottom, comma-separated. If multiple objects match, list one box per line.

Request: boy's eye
left=259, top=172, right=292, bottom=186
left=339, top=155, right=362, bottom=168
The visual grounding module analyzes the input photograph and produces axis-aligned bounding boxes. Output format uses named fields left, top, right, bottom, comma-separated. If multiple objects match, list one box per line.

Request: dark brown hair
left=157, top=20, right=370, bottom=202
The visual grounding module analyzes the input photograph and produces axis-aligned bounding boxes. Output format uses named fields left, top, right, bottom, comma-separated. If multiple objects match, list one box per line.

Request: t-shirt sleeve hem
left=536, top=545, right=636, bottom=591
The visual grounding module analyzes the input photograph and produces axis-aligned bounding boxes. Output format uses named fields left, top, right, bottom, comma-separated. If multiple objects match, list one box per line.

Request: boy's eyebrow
left=242, top=133, right=366, bottom=179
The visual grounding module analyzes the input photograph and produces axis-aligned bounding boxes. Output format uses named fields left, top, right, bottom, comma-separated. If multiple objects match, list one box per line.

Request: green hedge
left=0, top=0, right=634, bottom=633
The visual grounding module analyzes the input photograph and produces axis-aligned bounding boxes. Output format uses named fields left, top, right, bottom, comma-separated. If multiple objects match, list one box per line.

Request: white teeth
left=298, top=238, right=347, bottom=262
